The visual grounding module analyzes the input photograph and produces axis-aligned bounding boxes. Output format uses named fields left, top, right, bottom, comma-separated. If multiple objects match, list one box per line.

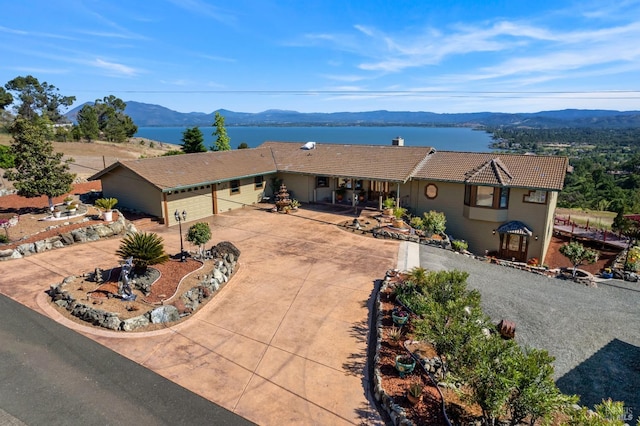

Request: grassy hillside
left=0, top=134, right=174, bottom=188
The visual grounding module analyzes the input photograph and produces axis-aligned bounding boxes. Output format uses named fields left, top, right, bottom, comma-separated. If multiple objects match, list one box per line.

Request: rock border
left=45, top=242, right=240, bottom=332
left=371, top=272, right=452, bottom=426
left=0, top=210, right=133, bottom=261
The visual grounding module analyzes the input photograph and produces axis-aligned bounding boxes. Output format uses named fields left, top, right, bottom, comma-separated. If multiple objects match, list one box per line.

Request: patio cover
left=496, top=220, right=533, bottom=236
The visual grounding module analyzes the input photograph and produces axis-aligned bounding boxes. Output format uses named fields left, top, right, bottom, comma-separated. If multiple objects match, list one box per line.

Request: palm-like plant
left=95, top=197, right=118, bottom=211
left=116, top=232, right=169, bottom=272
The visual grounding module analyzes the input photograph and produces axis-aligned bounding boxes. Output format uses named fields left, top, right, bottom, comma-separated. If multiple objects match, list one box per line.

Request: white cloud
left=92, top=58, right=139, bottom=77
left=165, top=0, right=236, bottom=24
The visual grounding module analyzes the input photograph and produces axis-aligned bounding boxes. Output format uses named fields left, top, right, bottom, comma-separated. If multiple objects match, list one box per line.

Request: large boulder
left=122, top=315, right=150, bottom=331
left=150, top=305, right=179, bottom=324
left=210, top=241, right=240, bottom=260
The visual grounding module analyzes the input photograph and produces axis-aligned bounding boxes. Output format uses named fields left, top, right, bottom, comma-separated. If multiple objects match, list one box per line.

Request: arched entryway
left=497, top=221, right=533, bottom=262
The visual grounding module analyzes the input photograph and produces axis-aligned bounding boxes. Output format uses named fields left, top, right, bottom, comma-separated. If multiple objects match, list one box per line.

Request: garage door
left=166, top=185, right=214, bottom=226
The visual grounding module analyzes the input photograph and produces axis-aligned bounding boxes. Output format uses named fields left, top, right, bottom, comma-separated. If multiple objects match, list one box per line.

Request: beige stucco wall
left=100, top=168, right=163, bottom=218
left=216, top=177, right=266, bottom=213
left=278, top=173, right=314, bottom=203
left=539, top=191, right=558, bottom=264
left=409, top=180, right=556, bottom=261
left=506, top=188, right=554, bottom=261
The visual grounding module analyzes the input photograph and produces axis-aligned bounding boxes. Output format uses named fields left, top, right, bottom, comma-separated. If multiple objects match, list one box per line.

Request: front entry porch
left=497, top=221, right=533, bottom=263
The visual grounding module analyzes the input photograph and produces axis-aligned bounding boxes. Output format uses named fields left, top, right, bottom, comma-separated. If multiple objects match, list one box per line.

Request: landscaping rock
left=150, top=305, right=179, bottom=324
left=0, top=248, right=16, bottom=259
left=93, top=224, right=114, bottom=238
left=16, top=243, right=34, bottom=255
left=102, top=315, right=122, bottom=330
left=34, top=240, right=52, bottom=253
left=84, top=228, right=100, bottom=242
left=122, top=315, right=149, bottom=331
left=60, top=232, right=75, bottom=245
left=210, top=241, right=240, bottom=260
left=71, top=229, right=87, bottom=242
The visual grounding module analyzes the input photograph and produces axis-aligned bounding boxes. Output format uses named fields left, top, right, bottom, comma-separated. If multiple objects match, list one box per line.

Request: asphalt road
left=0, top=294, right=255, bottom=426
left=418, top=244, right=640, bottom=421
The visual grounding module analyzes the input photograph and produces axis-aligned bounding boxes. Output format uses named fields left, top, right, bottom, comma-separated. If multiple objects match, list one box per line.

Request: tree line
left=0, top=75, right=238, bottom=207
left=488, top=127, right=640, bottom=214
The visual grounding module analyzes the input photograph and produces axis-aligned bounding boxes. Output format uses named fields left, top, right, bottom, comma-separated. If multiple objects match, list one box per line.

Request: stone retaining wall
left=0, top=211, right=133, bottom=261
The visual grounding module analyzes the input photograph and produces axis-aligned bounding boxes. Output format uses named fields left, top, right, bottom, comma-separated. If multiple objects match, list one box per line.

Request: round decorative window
left=425, top=183, right=438, bottom=199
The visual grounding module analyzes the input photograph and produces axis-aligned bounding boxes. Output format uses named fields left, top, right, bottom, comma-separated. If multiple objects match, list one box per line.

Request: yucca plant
left=116, top=232, right=169, bottom=273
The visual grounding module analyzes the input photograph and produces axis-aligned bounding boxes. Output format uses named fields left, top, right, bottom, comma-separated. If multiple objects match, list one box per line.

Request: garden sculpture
left=119, top=257, right=137, bottom=301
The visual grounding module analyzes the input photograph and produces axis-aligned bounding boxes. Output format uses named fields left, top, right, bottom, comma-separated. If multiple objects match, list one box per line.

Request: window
left=475, top=186, right=494, bottom=207
left=523, top=190, right=547, bottom=204
left=499, top=187, right=509, bottom=208
left=338, top=178, right=352, bottom=189
left=254, top=175, right=264, bottom=189
left=316, top=176, right=328, bottom=188
left=424, top=183, right=438, bottom=199
left=464, top=185, right=509, bottom=209
left=230, top=179, right=240, bottom=194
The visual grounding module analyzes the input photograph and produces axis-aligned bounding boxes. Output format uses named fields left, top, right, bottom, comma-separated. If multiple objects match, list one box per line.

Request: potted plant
left=63, top=196, right=74, bottom=206
left=95, top=197, right=118, bottom=222
left=392, top=307, right=409, bottom=326
left=407, top=382, right=423, bottom=405
left=290, top=199, right=300, bottom=210
left=358, top=190, right=366, bottom=202
left=387, top=326, right=403, bottom=347
left=67, top=202, right=78, bottom=214
left=336, top=186, right=346, bottom=202
left=392, top=207, right=407, bottom=228
left=382, top=197, right=395, bottom=215
left=395, top=354, right=416, bottom=377
left=53, top=208, right=62, bottom=218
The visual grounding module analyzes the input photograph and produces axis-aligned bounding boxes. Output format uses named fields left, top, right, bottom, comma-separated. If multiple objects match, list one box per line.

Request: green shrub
left=624, top=246, right=640, bottom=272
left=392, top=206, right=407, bottom=219
left=186, top=222, right=212, bottom=255
left=422, top=210, right=446, bottom=235
left=0, top=234, right=9, bottom=244
left=409, top=216, right=424, bottom=230
left=565, top=398, right=626, bottom=425
left=452, top=239, right=468, bottom=252
left=396, top=268, right=574, bottom=425
left=116, top=232, right=169, bottom=272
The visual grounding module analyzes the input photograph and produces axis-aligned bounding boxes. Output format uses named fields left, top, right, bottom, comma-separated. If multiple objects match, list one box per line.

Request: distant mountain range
left=66, top=101, right=640, bottom=128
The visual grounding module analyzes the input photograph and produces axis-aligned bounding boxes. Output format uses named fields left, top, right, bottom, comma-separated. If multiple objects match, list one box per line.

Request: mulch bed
left=378, top=286, right=477, bottom=425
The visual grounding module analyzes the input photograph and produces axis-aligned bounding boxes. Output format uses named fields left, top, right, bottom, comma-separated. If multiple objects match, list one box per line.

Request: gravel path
left=415, top=243, right=640, bottom=418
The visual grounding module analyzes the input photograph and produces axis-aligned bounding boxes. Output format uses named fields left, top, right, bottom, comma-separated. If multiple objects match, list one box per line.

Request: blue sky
left=1, top=0, right=639, bottom=114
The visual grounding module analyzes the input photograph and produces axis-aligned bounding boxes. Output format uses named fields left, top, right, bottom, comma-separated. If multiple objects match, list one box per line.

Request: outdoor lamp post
left=175, top=209, right=187, bottom=262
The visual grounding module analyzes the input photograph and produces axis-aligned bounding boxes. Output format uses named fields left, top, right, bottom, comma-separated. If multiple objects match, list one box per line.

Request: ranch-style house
left=90, top=140, right=568, bottom=264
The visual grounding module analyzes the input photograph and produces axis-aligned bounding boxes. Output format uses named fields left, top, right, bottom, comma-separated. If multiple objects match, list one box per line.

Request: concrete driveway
left=0, top=205, right=399, bottom=425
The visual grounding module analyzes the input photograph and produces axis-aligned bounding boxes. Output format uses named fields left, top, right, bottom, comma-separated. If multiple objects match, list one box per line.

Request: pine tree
left=3, top=117, right=75, bottom=210
left=211, top=111, right=231, bottom=151
left=76, top=104, right=99, bottom=141
left=181, top=127, right=206, bottom=153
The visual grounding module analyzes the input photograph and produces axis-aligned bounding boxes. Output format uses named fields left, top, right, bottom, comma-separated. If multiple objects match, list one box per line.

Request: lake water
left=134, top=126, right=494, bottom=152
